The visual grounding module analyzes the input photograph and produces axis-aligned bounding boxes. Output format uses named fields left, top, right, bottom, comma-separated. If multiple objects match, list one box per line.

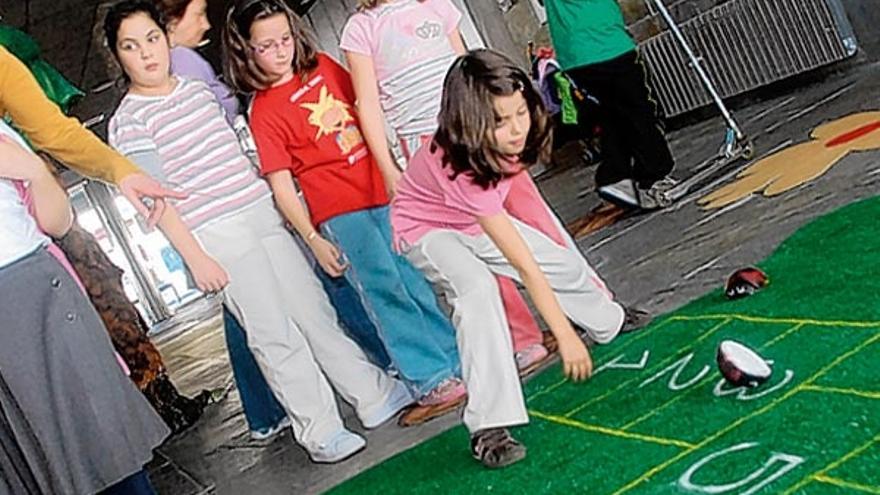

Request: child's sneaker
left=361, top=380, right=414, bottom=429
left=515, top=343, right=550, bottom=376
left=250, top=416, right=291, bottom=442
left=418, top=377, right=466, bottom=407
left=597, top=179, right=639, bottom=208
left=636, top=176, right=677, bottom=210
left=470, top=428, right=527, bottom=468
left=308, top=430, right=366, bottom=464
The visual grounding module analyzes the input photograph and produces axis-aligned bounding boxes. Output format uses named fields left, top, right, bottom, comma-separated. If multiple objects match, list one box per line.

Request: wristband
left=306, top=231, right=318, bottom=241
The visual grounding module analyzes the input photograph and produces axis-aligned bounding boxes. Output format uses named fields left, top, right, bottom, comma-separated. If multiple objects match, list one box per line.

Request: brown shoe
left=397, top=394, right=467, bottom=427
left=622, top=306, right=652, bottom=334
left=471, top=428, right=527, bottom=469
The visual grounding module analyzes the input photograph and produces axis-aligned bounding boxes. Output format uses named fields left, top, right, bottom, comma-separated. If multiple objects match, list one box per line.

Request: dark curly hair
left=433, top=49, right=552, bottom=190
left=104, top=0, right=168, bottom=62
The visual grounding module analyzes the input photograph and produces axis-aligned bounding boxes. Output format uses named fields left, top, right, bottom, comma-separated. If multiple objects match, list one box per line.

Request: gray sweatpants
left=404, top=219, right=624, bottom=433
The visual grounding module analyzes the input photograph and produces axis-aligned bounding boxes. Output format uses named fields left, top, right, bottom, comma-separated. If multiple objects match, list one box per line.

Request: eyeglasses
left=250, top=33, right=293, bottom=56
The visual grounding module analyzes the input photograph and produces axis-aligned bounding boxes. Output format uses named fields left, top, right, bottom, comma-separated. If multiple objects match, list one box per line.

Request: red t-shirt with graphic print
left=250, top=53, right=389, bottom=227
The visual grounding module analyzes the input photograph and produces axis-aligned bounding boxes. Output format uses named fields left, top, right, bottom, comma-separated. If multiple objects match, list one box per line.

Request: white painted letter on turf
left=639, top=353, right=710, bottom=391
left=678, top=442, right=805, bottom=495
left=713, top=370, right=795, bottom=401
left=594, top=350, right=650, bottom=375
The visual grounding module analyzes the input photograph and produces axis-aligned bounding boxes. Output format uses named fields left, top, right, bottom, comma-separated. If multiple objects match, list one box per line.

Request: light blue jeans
left=321, top=206, right=460, bottom=396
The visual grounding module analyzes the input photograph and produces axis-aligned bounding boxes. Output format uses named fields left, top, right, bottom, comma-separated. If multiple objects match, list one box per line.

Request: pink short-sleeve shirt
left=390, top=142, right=518, bottom=248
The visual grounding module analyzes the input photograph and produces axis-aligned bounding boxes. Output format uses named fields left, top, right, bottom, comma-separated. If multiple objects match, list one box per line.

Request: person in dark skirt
left=1, top=123, right=169, bottom=494
left=0, top=32, right=212, bottom=435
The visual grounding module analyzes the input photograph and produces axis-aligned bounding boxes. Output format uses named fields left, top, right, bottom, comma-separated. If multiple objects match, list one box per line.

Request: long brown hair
left=433, top=49, right=552, bottom=189
left=152, top=0, right=191, bottom=21
left=222, top=0, right=319, bottom=93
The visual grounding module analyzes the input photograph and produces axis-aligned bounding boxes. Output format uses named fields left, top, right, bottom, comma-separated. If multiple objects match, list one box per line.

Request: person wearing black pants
left=545, top=0, right=677, bottom=209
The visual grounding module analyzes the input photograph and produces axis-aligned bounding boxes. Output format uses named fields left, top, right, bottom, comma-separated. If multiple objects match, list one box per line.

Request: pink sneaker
left=418, top=378, right=467, bottom=407
left=515, top=344, right=550, bottom=375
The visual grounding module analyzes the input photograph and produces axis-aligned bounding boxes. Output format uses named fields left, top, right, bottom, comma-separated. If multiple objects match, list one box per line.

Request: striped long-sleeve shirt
left=108, top=78, right=270, bottom=231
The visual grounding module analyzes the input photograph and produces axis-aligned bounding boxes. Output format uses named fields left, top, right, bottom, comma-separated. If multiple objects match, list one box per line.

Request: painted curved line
left=713, top=370, right=796, bottom=401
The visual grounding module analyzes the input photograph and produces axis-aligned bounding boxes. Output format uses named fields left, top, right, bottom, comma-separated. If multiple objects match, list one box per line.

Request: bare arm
left=478, top=212, right=592, bottom=380
left=0, top=136, right=71, bottom=237
left=449, top=27, right=467, bottom=55
left=28, top=162, right=73, bottom=238
left=344, top=51, right=401, bottom=197
left=155, top=204, right=228, bottom=292
left=266, top=169, right=347, bottom=277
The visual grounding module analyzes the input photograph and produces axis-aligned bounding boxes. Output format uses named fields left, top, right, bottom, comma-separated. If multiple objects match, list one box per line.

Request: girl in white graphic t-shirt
left=342, top=0, right=563, bottom=374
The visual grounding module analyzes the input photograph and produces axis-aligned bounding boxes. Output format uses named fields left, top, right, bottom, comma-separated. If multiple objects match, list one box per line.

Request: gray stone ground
left=150, top=60, right=880, bottom=494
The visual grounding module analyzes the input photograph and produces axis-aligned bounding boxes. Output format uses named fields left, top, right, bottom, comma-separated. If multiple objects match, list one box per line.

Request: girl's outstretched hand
left=118, top=173, right=188, bottom=229
left=309, top=235, right=348, bottom=277
left=557, top=333, right=593, bottom=382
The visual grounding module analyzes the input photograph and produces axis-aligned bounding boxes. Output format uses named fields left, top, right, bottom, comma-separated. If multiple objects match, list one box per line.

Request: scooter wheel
left=741, top=141, right=755, bottom=160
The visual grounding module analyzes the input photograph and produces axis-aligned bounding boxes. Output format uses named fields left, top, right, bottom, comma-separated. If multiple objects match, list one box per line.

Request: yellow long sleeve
left=0, top=46, right=140, bottom=184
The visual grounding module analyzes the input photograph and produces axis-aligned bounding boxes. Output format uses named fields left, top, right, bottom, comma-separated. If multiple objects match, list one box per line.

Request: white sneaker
left=309, top=430, right=367, bottom=464
left=249, top=416, right=291, bottom=442
left=598, top=179, right=639, bottom=208
left=361, top=380, right=414, bottom=429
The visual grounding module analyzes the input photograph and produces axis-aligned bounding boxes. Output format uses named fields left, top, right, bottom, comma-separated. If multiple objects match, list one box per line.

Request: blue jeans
left=223, top=307, right=287, bottom=433
left=313, top=265, right=392, bottom=369
left=321, top=206, right=460, bottom=395
left=291, top=233, right=392, bottom=369
left=99, top=469, right=155, bottom=495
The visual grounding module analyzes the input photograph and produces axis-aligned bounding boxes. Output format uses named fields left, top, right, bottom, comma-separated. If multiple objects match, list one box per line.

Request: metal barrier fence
left=641, top=0, right=858, bottom=117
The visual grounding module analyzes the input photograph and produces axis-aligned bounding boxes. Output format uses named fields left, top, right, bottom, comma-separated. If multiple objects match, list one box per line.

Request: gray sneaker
left=636, top=177, right=678, bottom=210
left=597, top=179, right=639, bottom=208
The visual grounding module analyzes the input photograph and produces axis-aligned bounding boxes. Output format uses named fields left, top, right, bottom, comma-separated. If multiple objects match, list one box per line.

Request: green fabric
left=331, top=196, right=880, bottom=494
left=544, top=0, right=637, bottom=70
left=554, top=72, right=579, bottom=125
left=0, top=25, right=84, bottom=112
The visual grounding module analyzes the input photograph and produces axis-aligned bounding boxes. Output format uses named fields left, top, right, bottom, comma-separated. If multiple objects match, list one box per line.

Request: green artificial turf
left=331, top=197, right=880, bottom=495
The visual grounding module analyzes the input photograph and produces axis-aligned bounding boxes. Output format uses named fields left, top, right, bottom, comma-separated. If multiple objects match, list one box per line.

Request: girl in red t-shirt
left=223, top=0, right=465, bottom=409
